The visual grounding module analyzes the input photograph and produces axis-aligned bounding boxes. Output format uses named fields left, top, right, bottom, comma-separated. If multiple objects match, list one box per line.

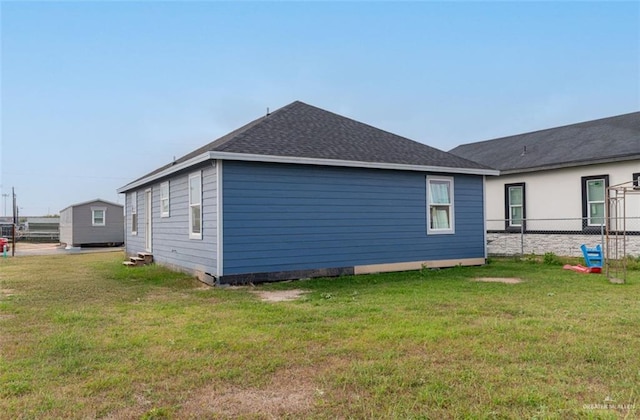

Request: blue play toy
left=580, top=244, right=603, bottom=268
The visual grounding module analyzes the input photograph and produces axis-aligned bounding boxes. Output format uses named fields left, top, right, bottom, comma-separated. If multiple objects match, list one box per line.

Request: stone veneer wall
left=487, top=233, right=640, bottom=258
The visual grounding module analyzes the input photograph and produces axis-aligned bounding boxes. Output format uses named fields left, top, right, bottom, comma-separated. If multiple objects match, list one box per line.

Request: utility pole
left=12, top=188, right=16, bottom=257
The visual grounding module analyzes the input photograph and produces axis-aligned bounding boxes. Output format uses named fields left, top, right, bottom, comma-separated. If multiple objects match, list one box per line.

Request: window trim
left=91, top=207, right=106, bottom=227
left=188, top=171, right=202, bottom=240
left=160, top=181, right=170, bottom=218
left=581, top=175, right=609, bottom=230
left=131, top=191, right=138, bottom=235
left=633, top=172, right=640, bottom=188
left=426, top=176, right=455, bottom=235
left=504, top=182, right=526, bottom=231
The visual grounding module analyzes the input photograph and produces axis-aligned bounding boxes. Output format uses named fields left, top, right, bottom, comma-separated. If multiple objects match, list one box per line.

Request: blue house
left=117, top=101, right=497, bottom=284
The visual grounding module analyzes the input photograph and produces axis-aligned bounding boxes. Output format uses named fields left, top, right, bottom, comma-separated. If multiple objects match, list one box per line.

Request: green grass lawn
left=1, top=252, right=639, bottom=419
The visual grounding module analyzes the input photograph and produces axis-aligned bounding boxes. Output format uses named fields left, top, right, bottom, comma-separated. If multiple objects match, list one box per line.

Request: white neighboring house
left=450, top=111, right=640, bottom=257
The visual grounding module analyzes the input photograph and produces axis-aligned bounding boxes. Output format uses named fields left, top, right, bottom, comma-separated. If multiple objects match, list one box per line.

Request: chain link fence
left=486, top=217, right=640, bottom=258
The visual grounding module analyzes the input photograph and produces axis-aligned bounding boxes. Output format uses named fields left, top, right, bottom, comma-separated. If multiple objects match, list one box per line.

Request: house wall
left=221, top=161, right=486, bottom=282
left=26, top=218, right=60, bottom=233
left=59, top=208, right=73, bottom=246
left=124, top=162, right=218, bottom=281
left=20, top=218, right=60, bottom=242
left=67, top=201, right=124, bottom=246
left=125, top=192, right=145, bottom=253
left=486, top=160, right=640, bottom=232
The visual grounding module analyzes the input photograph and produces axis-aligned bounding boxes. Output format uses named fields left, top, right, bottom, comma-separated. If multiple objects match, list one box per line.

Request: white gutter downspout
left=215, top=160, right=223, bottom=279
left=483, top=175, right=488, bottom=261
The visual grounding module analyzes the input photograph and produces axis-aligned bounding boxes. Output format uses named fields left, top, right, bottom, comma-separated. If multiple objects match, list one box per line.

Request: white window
left=506, top=184, right=525, bottom=228
left=131, top=191, right=138, bottom=235
left=427, top=176, right=454, bottom=234
left=189, top=172, right=202, bottom=239
left=92, top=208, right=106, bottom=226
left=586, top=178, right=605, bottom=226
left=160, top=181, right=170, bottom=217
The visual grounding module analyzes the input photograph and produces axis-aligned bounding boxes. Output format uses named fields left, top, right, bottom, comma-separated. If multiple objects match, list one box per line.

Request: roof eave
left=117, top=151, right=499, bottom=193
left=499, top=154, right=640, bottom=175
left=117, top=152, right=212, bottom=193
left=211, top=151, right=499, bottom=175
left=60, top=198, right=123, bottom=213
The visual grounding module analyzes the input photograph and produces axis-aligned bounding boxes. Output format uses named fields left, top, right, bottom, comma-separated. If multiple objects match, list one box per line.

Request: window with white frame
left=92, top=208, right=106, bottom=226
left=160, top=181, right=170, bottom=217
left=427, top=176, right=454, bottom=234
left=633, top=172, right=640, bottom=188
left=131, top=191, right=138, bottom=235
left=189, top=172, right=202, bottom=239
left=505, top=183, right=525, bottom=229
left=582, top=175, right=608, bottom=227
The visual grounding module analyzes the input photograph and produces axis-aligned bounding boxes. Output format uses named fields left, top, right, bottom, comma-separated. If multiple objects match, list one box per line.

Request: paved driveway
left=3, top=242, right=124, bottom=257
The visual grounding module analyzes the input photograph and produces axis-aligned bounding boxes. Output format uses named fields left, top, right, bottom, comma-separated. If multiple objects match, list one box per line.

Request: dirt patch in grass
left=178, top=366, right=317, bottom=417
left=253, top=289, right=308, bottom=302
left=474, top=277, right=523, bottom=284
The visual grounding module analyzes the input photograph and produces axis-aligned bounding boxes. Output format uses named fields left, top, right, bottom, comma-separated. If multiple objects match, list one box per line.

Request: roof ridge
left=455, top=111, right=640, bottom=148
left=60, top=198, right=123, bottom=212
left=123, top=101, right=311, bottom=185
left=214, top=101, right=306, bottom=149
left=449, top=111, right=640, bottom=172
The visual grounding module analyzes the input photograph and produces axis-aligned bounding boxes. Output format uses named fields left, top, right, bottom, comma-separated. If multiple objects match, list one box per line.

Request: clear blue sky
left=1, top=1, right=638, bottom=216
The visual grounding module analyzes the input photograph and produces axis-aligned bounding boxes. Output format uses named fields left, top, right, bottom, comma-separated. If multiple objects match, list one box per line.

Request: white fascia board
left=207, top=151, right=500, bottom=176
left=117, top=153, right=211, bottom=193
left=118, top=150, right=499, bottom=193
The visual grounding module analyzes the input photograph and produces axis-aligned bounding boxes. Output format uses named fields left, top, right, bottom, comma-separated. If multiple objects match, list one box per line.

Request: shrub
left=543, top=252, right=562, bottom=265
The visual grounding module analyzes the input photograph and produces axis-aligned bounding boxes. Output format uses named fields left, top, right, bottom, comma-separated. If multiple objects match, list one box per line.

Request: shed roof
left=60, top=199, right=123, bottom=213
left=119, top=101, right=496, bottom=193
left=449, top=111, right=640, bottom=174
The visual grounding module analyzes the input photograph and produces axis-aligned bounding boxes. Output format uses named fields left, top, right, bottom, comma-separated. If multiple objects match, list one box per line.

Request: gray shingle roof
left=124, top=101, right=492, bottom=189
left=450, top=112, right=640, bottom=174
left=60, top=199, right=122, bottom=213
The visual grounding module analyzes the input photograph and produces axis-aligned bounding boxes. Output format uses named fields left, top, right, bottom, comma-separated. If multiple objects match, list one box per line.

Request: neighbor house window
left=160, top=181, right=170, bottom=217
left=92, top=208, right=106, bottom=226
left=131, top=191, right=138, bottom=235
left=582, top=175, right=608, bottom=228
left=427, top=176, right=454, bottom=234
left=505, top=183, right=526, bottom=230
left=633, top=172, right=640, bottom=188
left=189, top=172, right=202, bottom=239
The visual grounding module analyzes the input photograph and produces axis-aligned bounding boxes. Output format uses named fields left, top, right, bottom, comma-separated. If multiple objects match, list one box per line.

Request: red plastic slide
left=563, top=264, right=601, bottom=274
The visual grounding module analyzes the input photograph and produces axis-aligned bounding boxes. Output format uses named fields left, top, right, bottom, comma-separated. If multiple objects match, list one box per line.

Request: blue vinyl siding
left=223, top=161, right=485, bottom=275
left=124, top=192, right=144, bottom=254
left=124, top=164, right=217, bottom=276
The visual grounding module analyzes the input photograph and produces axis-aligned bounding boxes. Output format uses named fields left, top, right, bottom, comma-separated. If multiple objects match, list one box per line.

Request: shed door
left=145, top=189, right=152, bottom=252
